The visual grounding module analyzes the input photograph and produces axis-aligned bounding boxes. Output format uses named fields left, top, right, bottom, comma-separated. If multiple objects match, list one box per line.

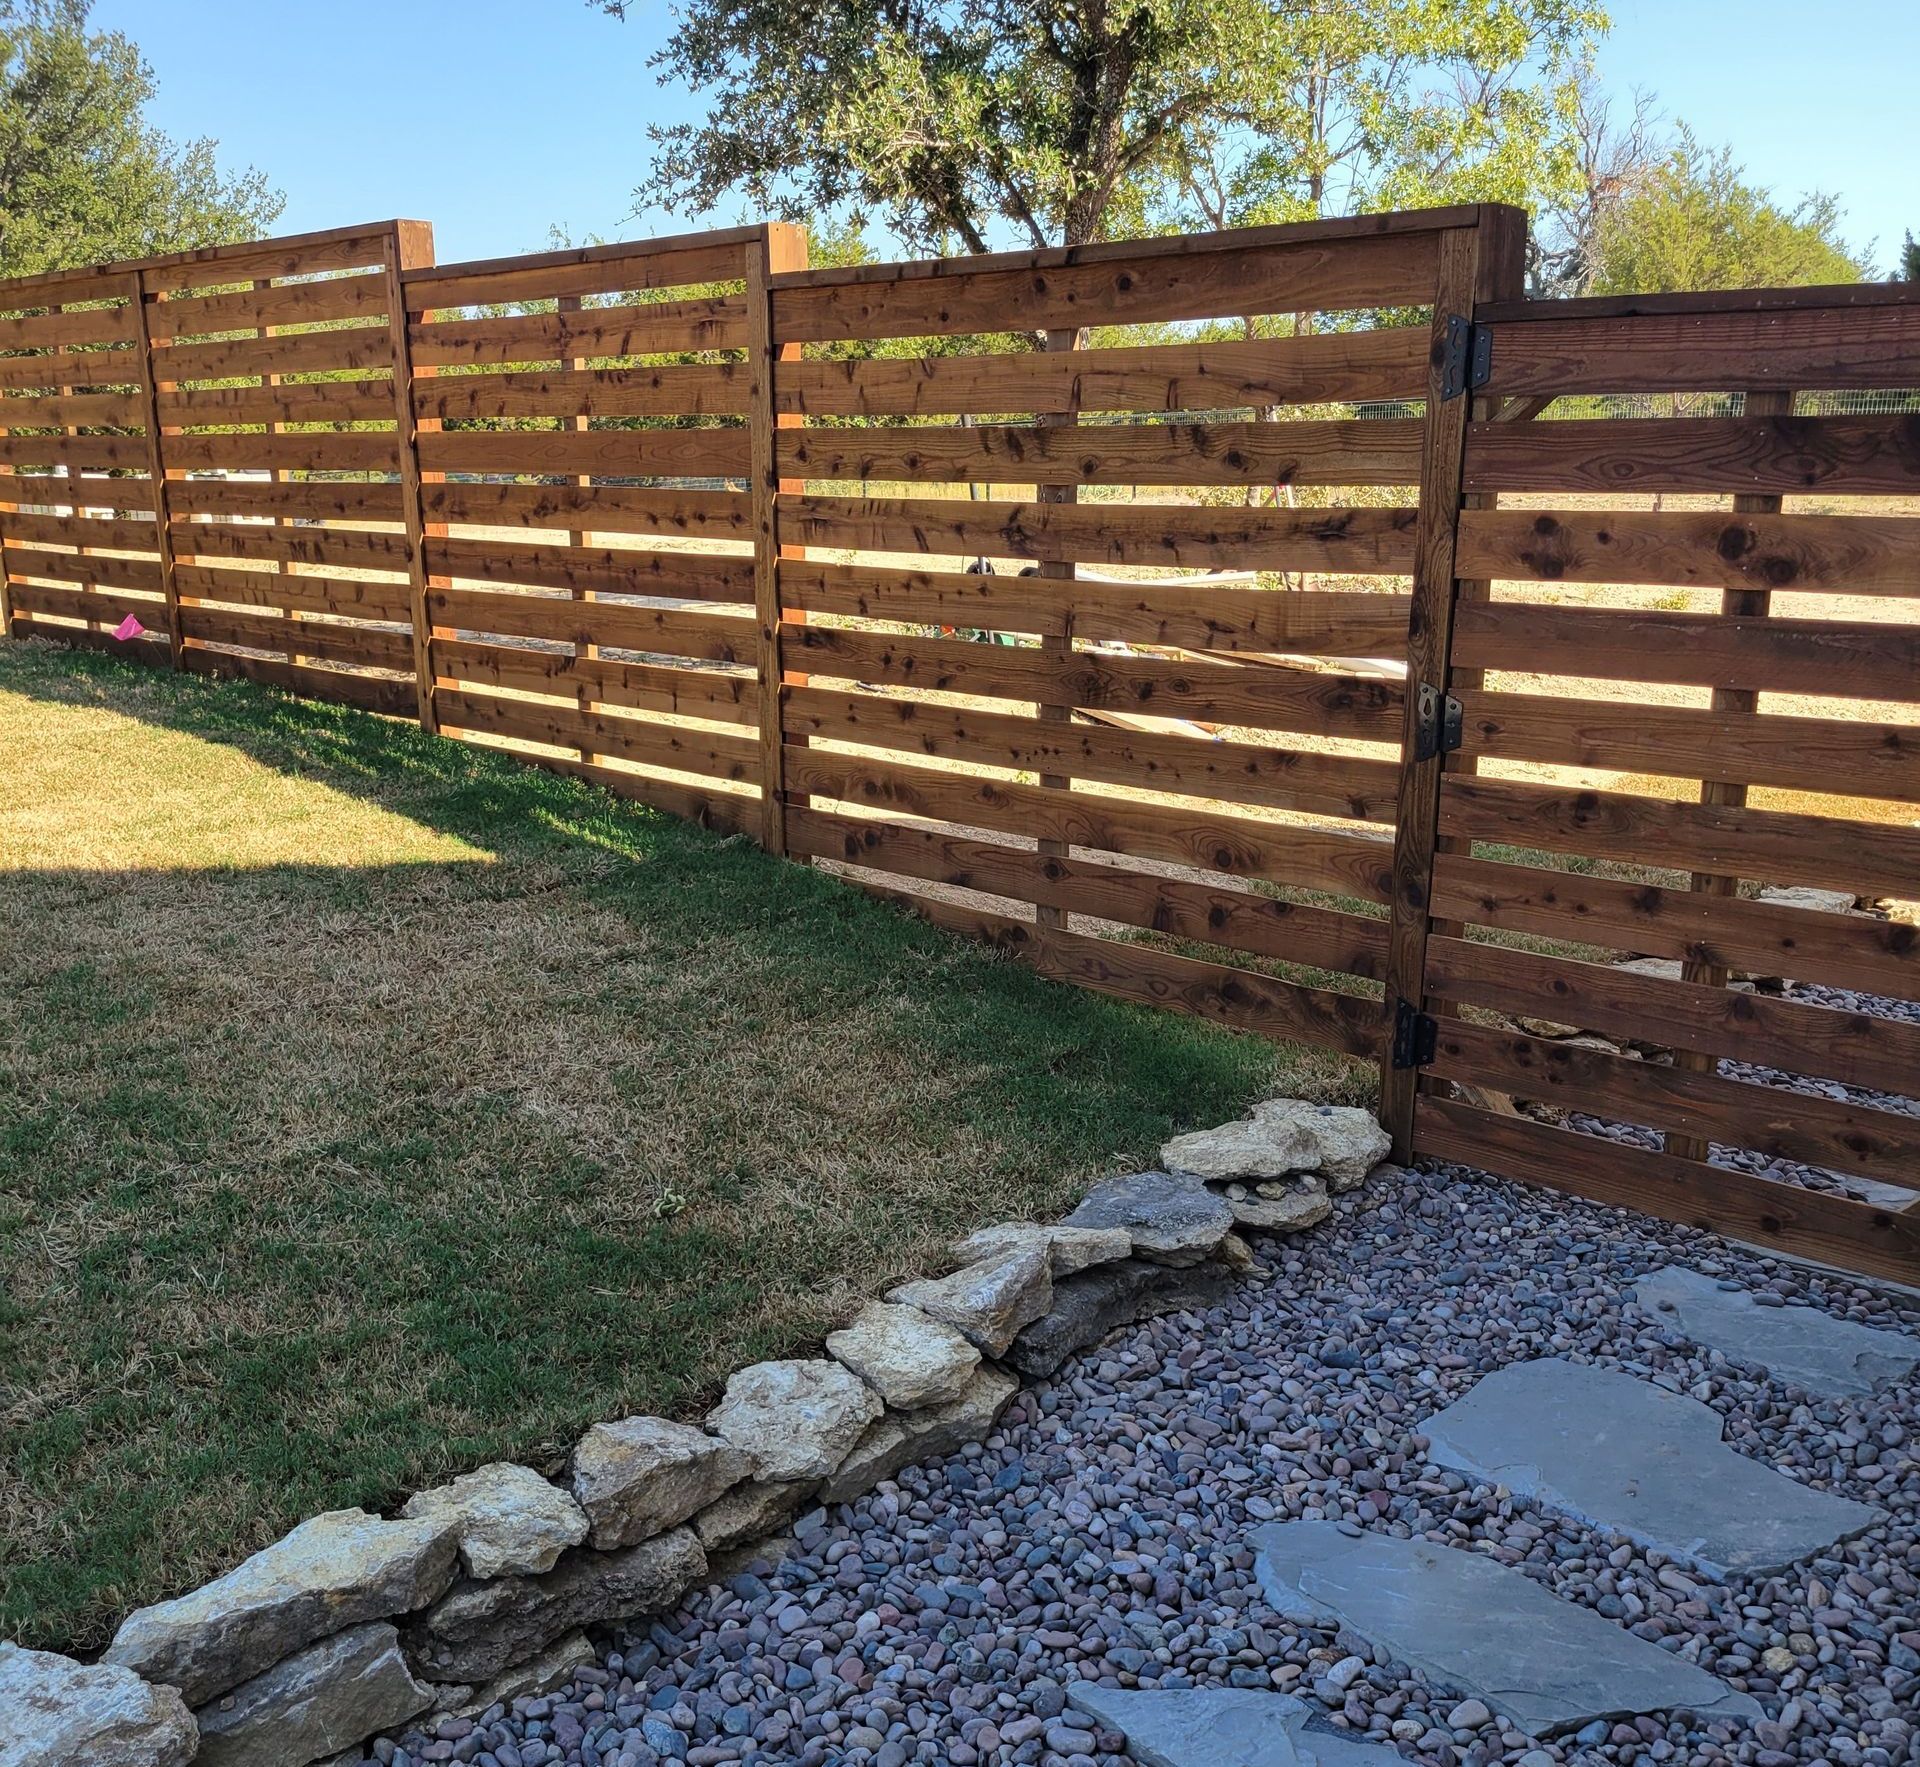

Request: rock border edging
left=12, top=1101, right=1397, bottom=1767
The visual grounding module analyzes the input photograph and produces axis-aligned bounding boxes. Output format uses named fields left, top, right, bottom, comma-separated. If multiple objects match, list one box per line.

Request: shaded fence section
left=1, top=212, right=1916, bottom=1283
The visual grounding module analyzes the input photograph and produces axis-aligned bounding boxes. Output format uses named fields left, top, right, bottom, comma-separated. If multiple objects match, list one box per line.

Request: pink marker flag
left=112, top=614, right=145, bottom=642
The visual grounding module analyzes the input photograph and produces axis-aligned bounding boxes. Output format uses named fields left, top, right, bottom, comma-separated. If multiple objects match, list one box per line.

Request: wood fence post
left=747, top=222, right=809, bottom=855
left=130, top=269, right=184, bottom=666
left=1377, top=210, right=1526, bottom=1160
left=1034, top=325, right=1083, bottom=931
left=384, top=219, right=439, bottom=731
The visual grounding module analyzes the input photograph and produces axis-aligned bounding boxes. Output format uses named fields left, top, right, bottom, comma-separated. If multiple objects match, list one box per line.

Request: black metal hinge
left=1412, top=681, right=1464, bottom=763
left=1439, top=314, right=1493, bottom=401
left=1391, top=998, right=1439, bottom=1071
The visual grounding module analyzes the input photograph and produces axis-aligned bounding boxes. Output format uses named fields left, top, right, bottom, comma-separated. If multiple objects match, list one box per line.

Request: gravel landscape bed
left=354, top=1161, right=1920, bottom=1767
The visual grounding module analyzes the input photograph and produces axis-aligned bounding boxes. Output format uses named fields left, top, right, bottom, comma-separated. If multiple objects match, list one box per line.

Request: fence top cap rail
left=402, top=222, right=784, bottom=291
left=766, top=203, right=1519, bottom=291
left=1478, top=279, right=1920, bottom=325
left=0, top=219, right=415, bottom=306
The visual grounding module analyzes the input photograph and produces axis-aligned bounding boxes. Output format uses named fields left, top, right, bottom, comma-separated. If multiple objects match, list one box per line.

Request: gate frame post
left=384, top=218, right=440, bottom=732
left=1377, top=206, right=1528, bottom=1161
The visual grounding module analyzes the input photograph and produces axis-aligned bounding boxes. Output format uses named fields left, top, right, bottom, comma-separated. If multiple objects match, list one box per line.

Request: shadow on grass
left=0, top=639, right=1365, bottom=1653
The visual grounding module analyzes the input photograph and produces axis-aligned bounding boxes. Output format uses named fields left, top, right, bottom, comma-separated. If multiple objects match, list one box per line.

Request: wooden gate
left=1399, top=284, right=1920, bottom=1285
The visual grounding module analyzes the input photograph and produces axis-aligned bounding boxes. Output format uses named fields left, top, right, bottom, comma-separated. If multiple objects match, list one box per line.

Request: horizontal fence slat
left=777, top=329, right=1431, bottom=417
left=778, top=558, right=1412, bottom=655
left=425, top=534, right=751, bottom=602
left=417, top=364, right=749, bottom=422
left=1429, top=1017, right=1920, bottom=1192
left=431, top=638, right=759, bottom=724
left=1431, top=851, right=1920, bottom=1001
left=426, top=585, right=752, bottom=662
left=778, top=419, right=1424, bottom=488
left=786, top=495, right=1418, bottom=574
left=171, top=562, right=413, bottom=622
left=1465, top=416, right=1920, bottom=498
left=1415, top=1095, right=1920, bottom=1287
left=408, top=296, right=750, bottom=367
left=167, top=478, right=407, bottom=524
left=178, top=605, right=416, bottom=672
left=1424, top=934, right=1920, bottom=1096
left=1481, top=301, right=1920, bottom=395
left=433, top=685, right=760, bottom=782
left=1456, top=507, right=1920, bottom=597
left=1453, top=601, right=1920, bottom=702
left=785, top=747, right=1395, bottom=901
left=423, top=482, right=751, bottom=541
left=416, top=427, right=749, bottom=480
left=785, top=682, right=1401, bottom=822
left=1439, top=774, right=1920, bottom=901
left=1455, top=686, right=1920, bottom=803
left=792, top=806, right=1389, bottom=977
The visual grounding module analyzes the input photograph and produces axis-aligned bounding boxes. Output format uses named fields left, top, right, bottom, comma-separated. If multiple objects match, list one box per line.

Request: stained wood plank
left=1453, top=601, right=1920, bottom=702
left=431, top=638, right=757, bottom=724
left=1465, top=416, right=1920, bottom=498
left=1423, top=935, right=1920, bottom=1096
left=179, top=604, right=415, bottom=672
left=1414, top=1096, right=1920, bottom=1286
left=434, top=686, right=760, bottom=782
left=408, top=296, right=750, bottom=367
left=416, top=427, right=749, bottom=480
left=167, top=478, right=406, bottom=523
left=1439, top=774, right=1920, bottom=901
left=157, top=379, right=395, bottom=427
left=1455, top=507, right=1920, bottom=597
left=144, top=271, right=391, bottom=339
left=426, top=584, right=751, bottom=662
left=778, top=418, right=1423, bottom=487
left=786, top=495, right=1419, bottom=574
left=425, top=534, right=752, bottom=602
left=776, top=329, right=1431, bottom=417
left=1431, top=850, right=1920, bottom=1000
left=416, top=363, right=748, bottom=422
left=422, top=481, right=750, bottom=541
left=170, top=562, right=412, bottom=622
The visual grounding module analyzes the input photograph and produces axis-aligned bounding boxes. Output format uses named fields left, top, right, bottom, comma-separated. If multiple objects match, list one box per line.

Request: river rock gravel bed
left=356, top=1163, right=1919, bottom=1767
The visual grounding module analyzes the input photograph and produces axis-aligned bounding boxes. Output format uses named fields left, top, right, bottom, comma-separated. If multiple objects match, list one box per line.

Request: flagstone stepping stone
left=1252, top=1521, right=1763, bottom=1738
left=1420, top=1358, right=1881, bottom=1578
left=1633, top=1265, right=1920, bottom=1397
left=1068, top=1688, right=1397, bottom=1767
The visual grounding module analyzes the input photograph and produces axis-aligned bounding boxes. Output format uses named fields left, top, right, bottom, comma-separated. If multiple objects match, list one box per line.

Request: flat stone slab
left=1068, top=1688, right=1396, bottom=1767
left=1252, top=1521, right=1762, bottom=1738
left=1420, top=1358, right=1881, bottom=1578
left=1634, top=1265, right=1920, bottom=1398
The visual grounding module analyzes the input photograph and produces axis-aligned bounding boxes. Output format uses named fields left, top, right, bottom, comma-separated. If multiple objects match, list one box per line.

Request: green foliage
left=0, top=0, right=281, bottom=277
left=1898, top=231, right=1920, bottom=284
left=1590, top=126, right=1865, bottom=295
left=620, top=0, right=1606, bottom=252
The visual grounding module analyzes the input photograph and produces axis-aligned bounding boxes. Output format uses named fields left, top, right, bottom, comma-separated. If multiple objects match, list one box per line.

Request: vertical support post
left=256, top=275, right=305, bottom=665
left=130, top=270, right=184, bottom=665
left=1377, top=210, right=1524, bottom=1160
left=1667, top=385, right=1794, bottom=1161
left=557, top=291, right=600, bottom=766
left=384, top=219, right=439, bottom=731
left=746, top=221, right=809, bottom=855
left=1034, top=325, right=1083, bottom=931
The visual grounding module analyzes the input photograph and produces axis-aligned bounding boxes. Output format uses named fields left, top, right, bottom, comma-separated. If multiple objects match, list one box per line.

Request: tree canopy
left=618, top=0, right=1606, bottom=253
left=1587, top=126, right=1864, bottom=294
left=0, top=0, right=281, bottom=278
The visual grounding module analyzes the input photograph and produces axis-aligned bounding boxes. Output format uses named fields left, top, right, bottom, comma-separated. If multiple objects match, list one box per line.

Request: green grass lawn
left=0, top=637, right=1365, bottom=1653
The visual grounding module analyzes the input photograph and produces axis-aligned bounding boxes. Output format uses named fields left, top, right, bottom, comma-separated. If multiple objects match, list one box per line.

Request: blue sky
left=99, top=0, right=1915, bottom=271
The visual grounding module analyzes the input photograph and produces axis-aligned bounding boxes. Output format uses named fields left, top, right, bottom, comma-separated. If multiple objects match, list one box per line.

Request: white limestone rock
left=0, top=1642, right=197, bottom=1767
left=102, top=1508, right=459, bottom=1706
left=570, top=1418, right=751, bottom=1550
left=1160, top=1114, right=1319, bottom=1183
left=692, top=1480, right=819, bottom=1555
left=401, top=1463, right=588, bottom=1580
left=946, top=1221, right=1133, bottom=1276
left=1221, top=1176, right=1332, bottom=1233
left=706, top=1360, right=883, bottom=1482
left=1064, top=1171, right=1236, bottom=1266
left=1250, top=1099, right=1391, bottom=1192
left=888, top=1243, right=1053, bottom=1355
left=826, top=1302, right=980, bottom=1410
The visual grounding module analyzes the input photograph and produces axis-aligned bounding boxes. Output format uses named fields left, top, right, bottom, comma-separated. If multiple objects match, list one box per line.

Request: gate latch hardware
left=1391, top=998, right=1439, bottom=1071
left=1412, top=682, right=1464, bottom=762
left=1439, top=314, right=1493, bottom=401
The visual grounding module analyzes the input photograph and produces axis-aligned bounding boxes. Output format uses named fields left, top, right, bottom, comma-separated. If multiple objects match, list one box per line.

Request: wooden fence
left=2, top=210, right=1915, bottom=1284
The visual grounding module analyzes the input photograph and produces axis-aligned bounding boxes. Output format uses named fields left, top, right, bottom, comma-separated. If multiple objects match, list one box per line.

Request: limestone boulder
left=1221, top=1176, right=1332, bottom=1233
left=0, top=1642, right=197, bottom=1767
left=1159, top=1115, right=1319, bottom=1184
left=692, top=1480, right=819, bottom=1555
left=404, top=1529, right=705, bottom=1686
left=821, top=1367, right=1020, bottom=1505
left=947, top=1221, right=1133, bottom=1277
left=826, top=1303, right=980, bottom=1410
left=1007, top=1259, right=1237, bottom=1379
left=888, top=1243, right=1052, bottom=1355
left=1249, top=1100, right=1390, bottom=1191
left=103, top=1508, right=459, bottom=1706
left=401, top=1463, right=588, bottom=1579
left=1064, top=1171, right=1234, bottom=1266
left=193, top=1623, right=432, bottom=1767
left=570, top=1418, right=750, bottom=1550
left=706, top=1360, right=882, bottom=1482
